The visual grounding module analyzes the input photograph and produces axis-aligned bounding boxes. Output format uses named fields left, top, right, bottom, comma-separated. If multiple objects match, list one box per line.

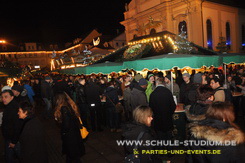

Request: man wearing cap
left=145, top=73, right=155, bottom=102
left=164, top=74, right=180, bottom=102
left=180, top=73, right=192, bottom=105
left=130, top=78, right=148, bottom=110
left=41, top=76, right=53, bottom=119
left=11, top=85, right=30, bottom=104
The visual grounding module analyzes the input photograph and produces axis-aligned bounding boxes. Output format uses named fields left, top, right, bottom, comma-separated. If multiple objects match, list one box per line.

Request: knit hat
left=1, top=86, right=11, bottom=92
left=193, top=73, right=203, bottom=84
left=11, top=85, right=23, bottom=93
left=45, top=76, right=52, bottom=80
left=147, top=74, right=154, bottom=79
left=134, top=74, right=143, bottom=82
left=138, top=78, right=148, bottom=86
left=182, top=73, right=190, bottom=78
left=165, top=74, right=172, bottom=81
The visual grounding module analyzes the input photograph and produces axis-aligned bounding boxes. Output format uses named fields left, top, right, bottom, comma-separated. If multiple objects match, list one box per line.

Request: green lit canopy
left=59, top=53, right=245, bottom=75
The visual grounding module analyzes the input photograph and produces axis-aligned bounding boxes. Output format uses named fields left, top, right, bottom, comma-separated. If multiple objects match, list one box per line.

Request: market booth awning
left=123, top=54, right=223, bottom=71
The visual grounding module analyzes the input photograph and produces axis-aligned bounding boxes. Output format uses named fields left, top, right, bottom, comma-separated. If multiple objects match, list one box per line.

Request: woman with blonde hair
left=54, top=92, right=85, bottom=163
left=122, top=105, right=157, bottom=163
left=186, top=102, right=245, bottom=163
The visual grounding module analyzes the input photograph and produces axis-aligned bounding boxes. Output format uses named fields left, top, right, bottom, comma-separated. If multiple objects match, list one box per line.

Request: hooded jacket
left=186, top=119, right=245, bottom=163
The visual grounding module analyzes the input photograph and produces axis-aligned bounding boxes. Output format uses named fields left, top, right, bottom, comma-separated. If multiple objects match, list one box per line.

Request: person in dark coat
left=18, top=102, right=47, bottom=163
left=122, top=105, right=157, bottom=163
left=75, top=78, right=88, bottom=128
left=11, top=85, right=30, bottom=104
left=149, top=77, right=176, bottom=135
left=1, top=90, right=23, bottom=163
left=186, top=102, right=245, bottom=163
left=41, top=76, right=53, bottom=119
left=179, top=73, right=192, bottom=106
left=54, top=92, right=85, bottom=163
left=105, top=80, right=120, bottom=132
left=130, top=78, right=148, bottom=110
left=186, top=85, right=214, bottom=122
left=85, top=78, right=103, bottom=131
left=149, top=77, right=176, bottom=157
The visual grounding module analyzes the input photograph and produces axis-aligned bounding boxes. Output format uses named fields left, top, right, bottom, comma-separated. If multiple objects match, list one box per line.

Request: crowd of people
left=0, top=64, right=245, bottom=162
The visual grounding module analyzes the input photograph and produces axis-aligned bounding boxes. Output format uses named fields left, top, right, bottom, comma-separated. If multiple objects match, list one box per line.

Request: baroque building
left=121, top=0, right=245, bottom=53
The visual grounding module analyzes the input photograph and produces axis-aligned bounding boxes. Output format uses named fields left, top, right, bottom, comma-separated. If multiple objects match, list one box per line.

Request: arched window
left=206, top=19, right=213, bottom=49
left=178, top=21, right=187, bottom=37
left=242, top=25, right=245, bottom=49
left=133, top=34, right=137, bottom=39
left=226, top=22, right=231, bottom=49
left=150, top=28, right=156, bottom=35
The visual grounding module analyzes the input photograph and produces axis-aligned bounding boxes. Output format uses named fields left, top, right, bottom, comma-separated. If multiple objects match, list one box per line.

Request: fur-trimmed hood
left=190, top=119, right=245, bottom=145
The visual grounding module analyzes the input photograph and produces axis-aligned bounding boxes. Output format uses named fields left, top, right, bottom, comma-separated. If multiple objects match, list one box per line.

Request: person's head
left=164, top=74, right=171, bottom=84
left=78, top=78, right=86, bottom=85
left=11, top=85, right=23, bottom=97
left=182, top=73, right=190, bottom=83
left=147, top=74, right=155, bottom=83
left=155, top=77, right=165, bottom=86
left=138, top=78, right=148, bottom=89
left=227, top=76, right=232, bottom=82
left=124, top=75, right=131, bottom=83
left=197, top=85, right=214, bottom=101
left=206, top=101, right=238, bottom=128
left=45, top=76, right=52, bottom=83
left=210, top=77, right=221, bottom=89
left=133, top=105, right=153, bottom=127
left=22, top=80, right=29, bottom=85
left=35, top=79, right=39, bottom=84
left=1, top=90, right=14, bottom=105
left=54, top=92, right=80, bottom=122
left=18, top=102, right=34, bottom=119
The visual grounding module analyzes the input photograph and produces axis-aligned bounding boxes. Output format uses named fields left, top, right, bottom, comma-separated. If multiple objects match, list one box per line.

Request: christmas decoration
left=174, top=25, right=193, bottom=54
left=216, top=36, right=229, bottom=53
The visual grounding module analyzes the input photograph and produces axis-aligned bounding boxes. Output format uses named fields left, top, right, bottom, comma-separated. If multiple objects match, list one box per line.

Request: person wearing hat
left=11, top=85, right=30, bottom=104
left=164, top=73, right=180, bottom=102
left=179, top=73, right=193, bottom=105
left=41, top=76, right=53, bottom=119
left=145, top=73, right=155, bottom=102
left=130, top=78, right=148, bottom=111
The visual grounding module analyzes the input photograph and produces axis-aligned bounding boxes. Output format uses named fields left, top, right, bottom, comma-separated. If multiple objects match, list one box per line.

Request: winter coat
left=130, top=85, right=148, bottom=111
left=149, top=85, right=176, bottom=132
left=85, top=81, right=102, bottom=106
left=41, top=80, right=52, bottom=99
left=105, top=86, right=119, bottom=108
left=186, top=118, right=245, bottom=163
left=75, top=84, right=86, bottom=104
left=19, top=116, right=47, bottom=163
left=165, top=82, right=180, bottom=102
left=1, top=99, right=23, bottom=144
left=180, top=81, right=193, bottom=105
left=14, top=89, right=30, bottom=105
left=185, top=101, right=211, bottom=122
left=123, top=87, right=132, bottom=111
left=23, top=84, right=35, bottom=103
left=122, top=122, right=155, bottom=163
left=60, top=106, right=85, bottom=158
left=145, top=81, right=154, bottom=102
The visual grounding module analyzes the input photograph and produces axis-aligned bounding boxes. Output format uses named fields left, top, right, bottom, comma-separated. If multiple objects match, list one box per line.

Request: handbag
left=78, top=117, right=89, bottom=139
left=125, top=131, right=145, bottom=163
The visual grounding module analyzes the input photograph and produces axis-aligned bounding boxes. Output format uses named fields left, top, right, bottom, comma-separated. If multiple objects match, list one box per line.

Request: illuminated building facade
left=121, top=0, right=245, bottom=53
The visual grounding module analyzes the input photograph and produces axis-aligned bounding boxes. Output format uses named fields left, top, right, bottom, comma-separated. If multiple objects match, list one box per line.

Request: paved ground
left=0, top=102, right=244, bottom=163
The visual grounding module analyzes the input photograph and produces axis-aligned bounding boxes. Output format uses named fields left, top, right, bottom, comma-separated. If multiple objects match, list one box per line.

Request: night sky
left=0, top=0, right=131, bottom=43
left=0, top=0, right=244, bottom=44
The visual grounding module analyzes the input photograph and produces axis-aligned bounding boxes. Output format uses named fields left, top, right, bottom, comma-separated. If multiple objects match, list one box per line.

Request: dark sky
left=0, top=0, right=131, bottom=43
